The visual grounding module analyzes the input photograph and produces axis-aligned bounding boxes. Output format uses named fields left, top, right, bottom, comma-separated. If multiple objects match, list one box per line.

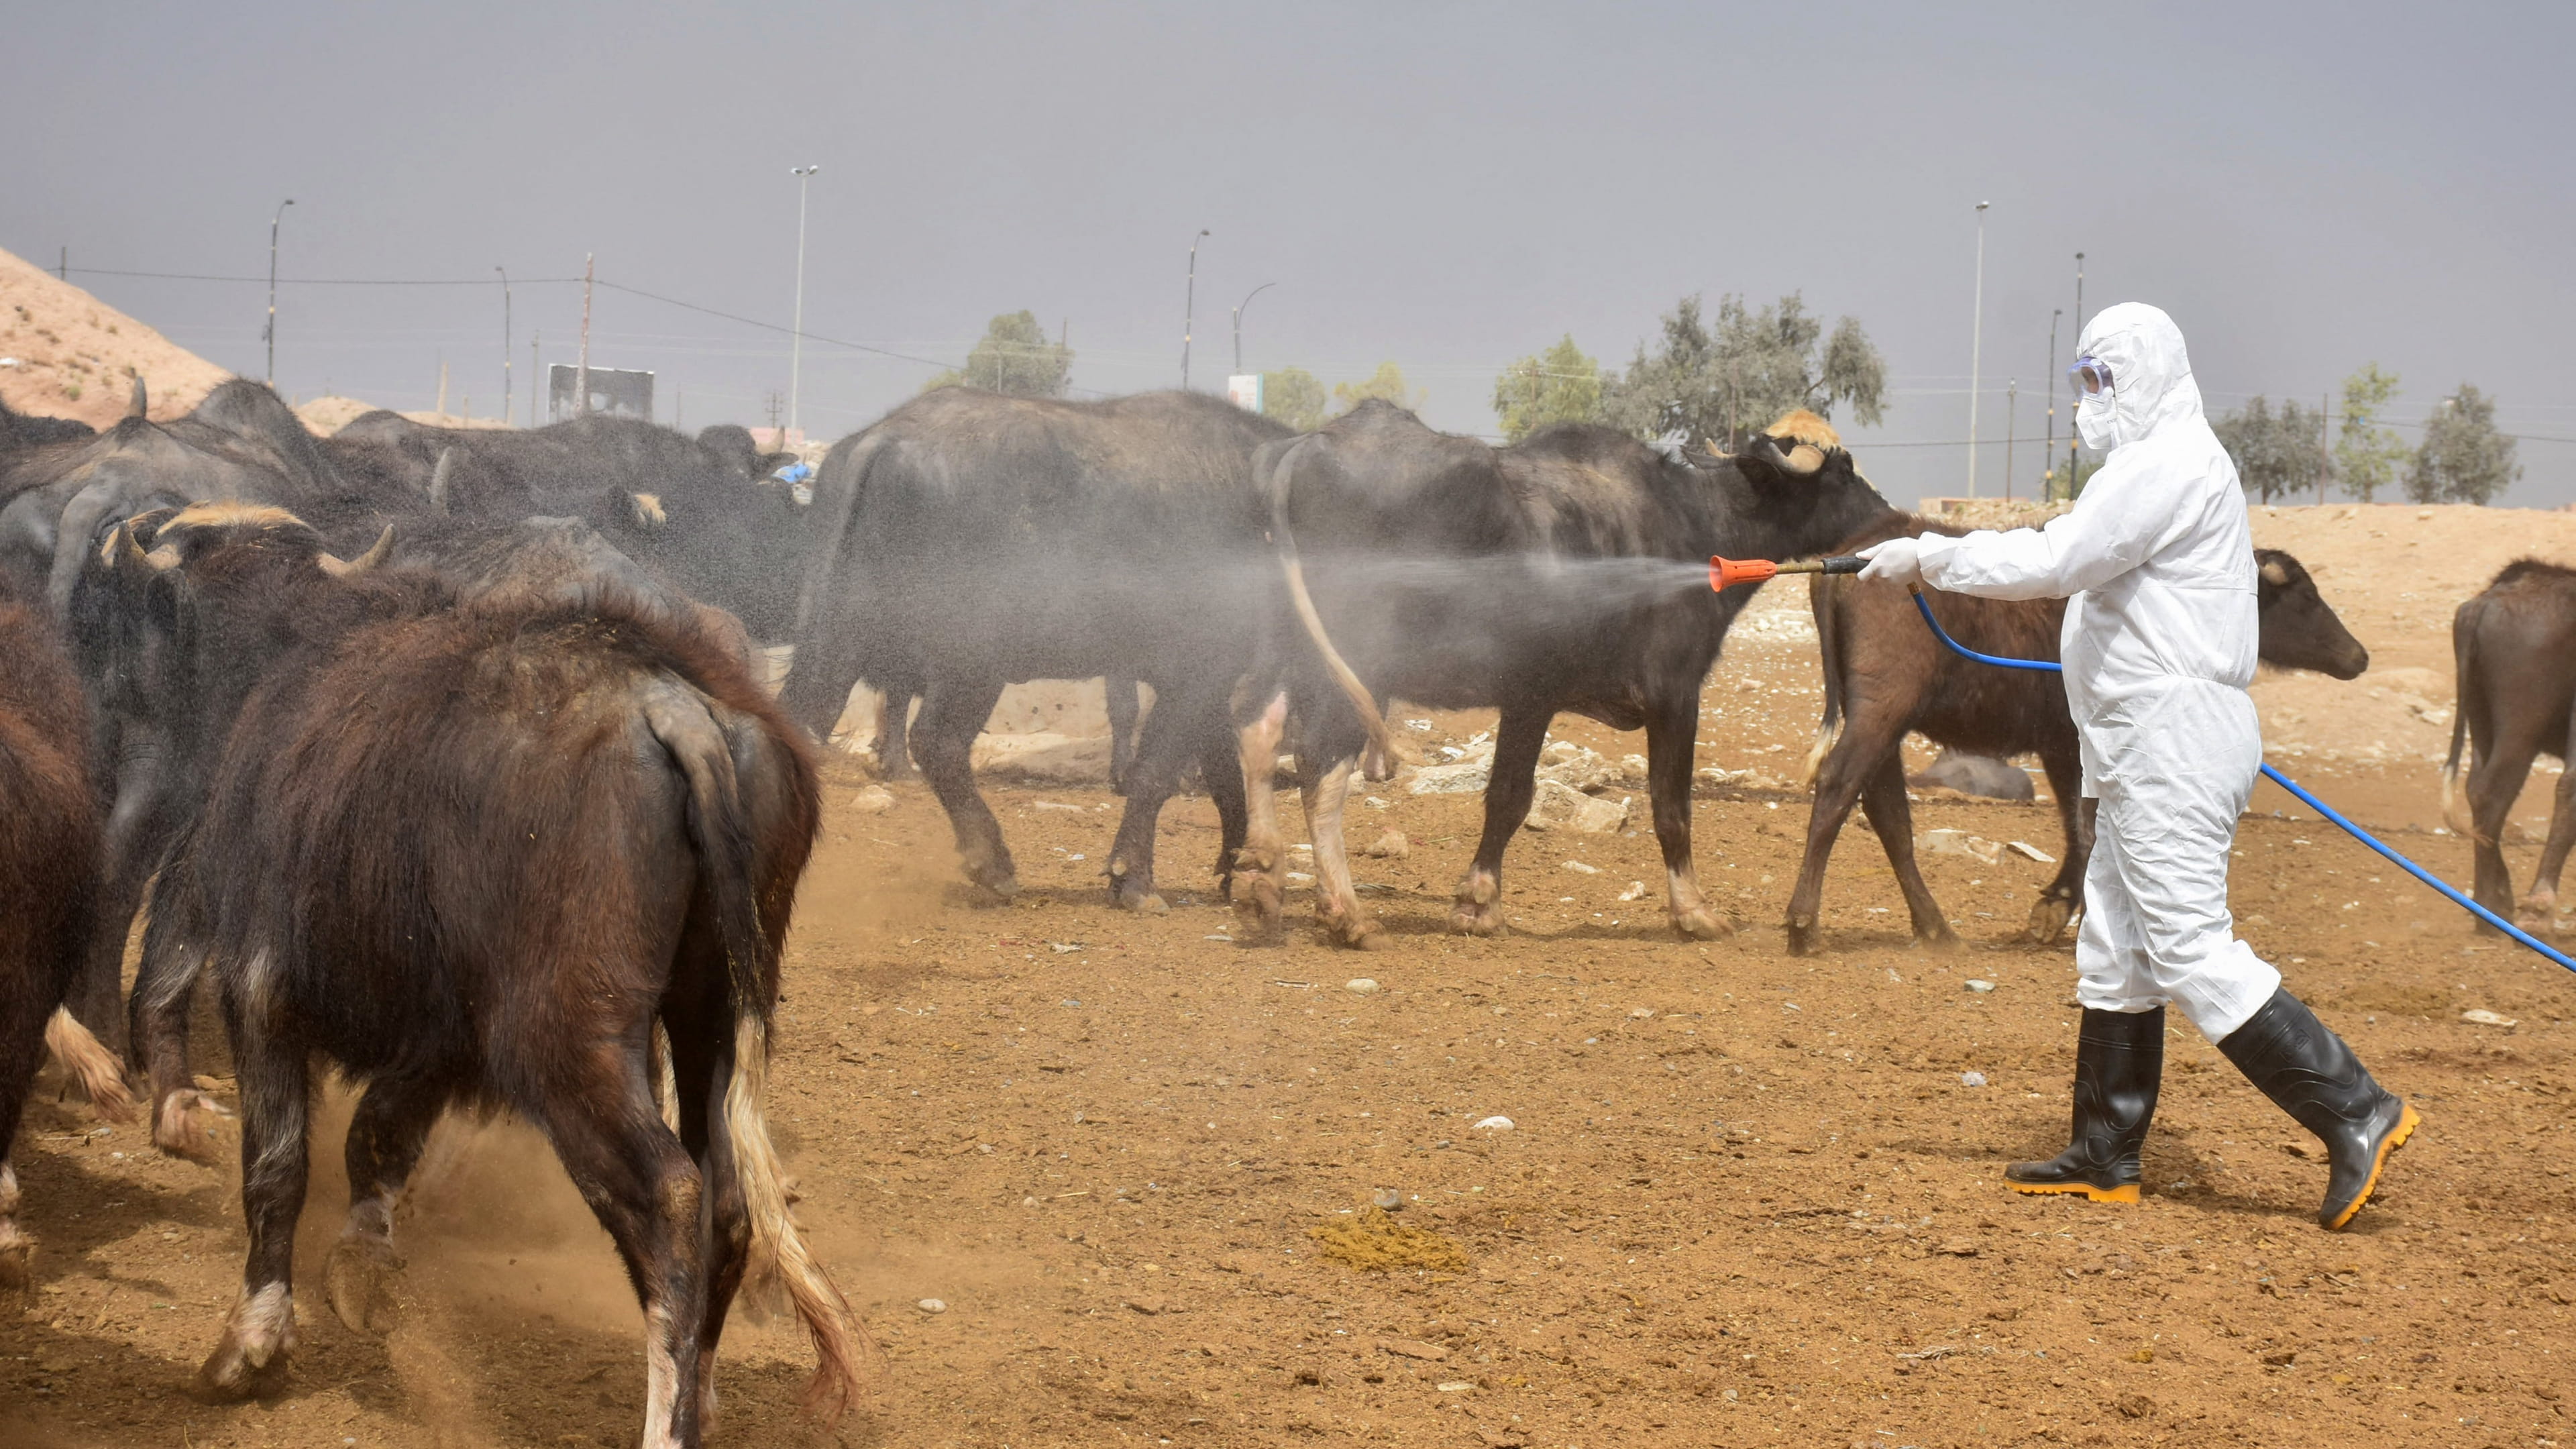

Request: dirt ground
left=9, top=505, right=2576, bottom=1448
left=0, top=246, right=229, bottom=426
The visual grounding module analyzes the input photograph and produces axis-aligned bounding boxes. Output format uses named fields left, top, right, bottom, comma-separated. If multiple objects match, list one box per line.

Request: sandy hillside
left=0, top=245, right=231, bottom=425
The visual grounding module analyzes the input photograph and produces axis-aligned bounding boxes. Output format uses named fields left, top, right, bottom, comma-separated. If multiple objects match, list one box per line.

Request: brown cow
left=0, top=584, right=112, bottom=1285
left=1788, top=515, right=2368, bottom=954
left=97, top=505, right=861, bottom=1442
left=2443, top=558, right=2576, bottom=932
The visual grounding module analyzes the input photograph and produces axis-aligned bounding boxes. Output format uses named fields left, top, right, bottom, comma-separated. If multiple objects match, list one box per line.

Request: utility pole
left=530, top=330, right=541, bottom=423
left=2065, top=252, right=2085, bottom=498
left=1181, top=229, right=1210, bottom=390
left=2044, top=308, right=2061, bottom=500
left=2005, top=378, right=2018, bottom=501
left=58, top=247, right=66, bottom=281
left=2318, top=390, right=2331, bottom=505
left=1232, top=281, right=1275, bottom=376
left=576, top=253, right=594, bottom=417
left=788, top=164, right=820, bottom=440
left=494, top=266, right=513, bottom=427
left=1965, top=201, right=1990, bottom=497
left=264, top=198, right=296, bottom=386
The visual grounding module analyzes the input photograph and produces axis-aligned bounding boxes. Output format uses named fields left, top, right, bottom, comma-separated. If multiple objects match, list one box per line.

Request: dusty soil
left=0, top=246, right=230, bottom=426
left=9, top=506, right=2576, bottom=1449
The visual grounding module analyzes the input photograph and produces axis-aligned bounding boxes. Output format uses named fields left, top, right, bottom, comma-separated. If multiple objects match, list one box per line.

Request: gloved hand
left=1857, top=537, right=1924, bottom=586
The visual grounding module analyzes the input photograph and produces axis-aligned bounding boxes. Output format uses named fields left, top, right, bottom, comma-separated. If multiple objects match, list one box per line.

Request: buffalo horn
left=427, top=448, right=454, bottom=515
left=319, top=524, right=396, bottom=578
left=126, top=374, right=148, bottom=419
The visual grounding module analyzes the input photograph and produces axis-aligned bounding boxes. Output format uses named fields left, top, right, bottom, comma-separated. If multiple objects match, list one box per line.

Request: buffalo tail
left=1268, top=445, right=1398, bottom=780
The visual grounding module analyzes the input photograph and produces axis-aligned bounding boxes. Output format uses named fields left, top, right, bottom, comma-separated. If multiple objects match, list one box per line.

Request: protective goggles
left=2068, top=356, right=2114, bottom=397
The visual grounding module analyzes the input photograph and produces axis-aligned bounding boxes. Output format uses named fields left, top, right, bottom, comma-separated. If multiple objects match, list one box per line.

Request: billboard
left=548, top=364, right=654, bottom=423
left=1226, top=373, right=1263, bottom=414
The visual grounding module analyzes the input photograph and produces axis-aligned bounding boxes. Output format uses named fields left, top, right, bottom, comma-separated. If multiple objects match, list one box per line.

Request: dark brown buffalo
left=0, top=581, right=107, bottom=1286
left=1237, top=405, right=1892, bottom=947
left=93, top=505, right=859, bottom=1440
left=782, top=387, right=1289, bottom=910
left=1789, top=516, right=2369, bottom=954
left=2443, top=559, right=2576, bottom=932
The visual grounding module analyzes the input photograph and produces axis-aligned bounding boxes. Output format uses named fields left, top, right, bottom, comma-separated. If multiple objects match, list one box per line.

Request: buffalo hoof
left=0, top=1224, right=30, bottom=1290
left=2025, top=896, right=2078, bottom=945
left=1912, top=926, right=1962, bottom=952
left=154, top=1089, right=233, bottom=1165
left=325, top=1235, right=401, bottom=1336
left=1322, top=912, right=1388, bottom=951
left=1448, top=903, right=1508, bottom=938
left=1670, top=907, right=1733, bottom=941
left=194, top=1289, right=296, bottom=1403
left=1118, top=889, right=1170, bottom=915
left=1784, top=918, right=1821, bottom=957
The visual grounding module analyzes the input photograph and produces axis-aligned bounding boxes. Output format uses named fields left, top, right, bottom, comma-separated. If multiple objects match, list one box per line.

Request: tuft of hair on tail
left=46, top=1009, right=133, bottom=1121
left=650, top=686, right=874, bottom=1420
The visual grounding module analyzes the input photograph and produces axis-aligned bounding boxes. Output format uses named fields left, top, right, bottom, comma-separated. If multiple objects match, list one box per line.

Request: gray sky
left=9, top=1, right=2571, bottom=507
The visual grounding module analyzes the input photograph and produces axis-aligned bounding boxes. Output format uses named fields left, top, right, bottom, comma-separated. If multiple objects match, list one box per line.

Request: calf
left=96, top=506, right=860, bottom=1442
left=1235, top=405, right=1890, bottom=946
left=0, top=585, right=109, bottom=1285
left=2443, top=558, right=2576, bottom=932
left=1790, top=517, right=2368, bottom=953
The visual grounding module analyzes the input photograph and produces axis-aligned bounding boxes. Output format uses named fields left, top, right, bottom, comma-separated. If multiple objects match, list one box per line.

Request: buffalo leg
left=1301, top=754, right=1383, bottom=949
left=1197, top=720, right=1250, bottom=900
left=912, top=676, right=1016, bottom=899
left=1860, top=753, right=1956, bottom=947
left=1104, top=680, right=1230, bottom=912
left=533, top=1054, right=710, bottom=1449
left=1451, top=705, right=1550, bottom=937
left=1106, top=677, right=1141, bottom=796
left=1231, top=691, right=1292, bottom=941
left=72, top=751, right=176, bottom=1047
left=0, top=969, right=56, bottom=1287
left=1645, top=690, right=1728, bottom=940
left=2027, top=747, right=2090, bottom=944
left=870, top=687, right=920, bottom=782
left=131, top=899, right=227, bottom=1163
left=1786, top=707, right=1907, bottom=956
left=662, top=1004, right=750, bottom=1433
left=2467, top=735, right=2538, bottom=928
left=195, top=999, right=309, bottom=1401
left=324, top=1074, right=445, bottom=1335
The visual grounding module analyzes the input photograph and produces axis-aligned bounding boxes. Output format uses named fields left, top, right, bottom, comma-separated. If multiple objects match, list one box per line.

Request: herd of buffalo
left=0, top=373, right=2566, bottom=1444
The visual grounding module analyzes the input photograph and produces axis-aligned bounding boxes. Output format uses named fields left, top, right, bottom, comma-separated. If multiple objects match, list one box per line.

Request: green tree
left=1598, top=293, right=1886, bottom=449
left=1491, top=335, right=1606, bottom=442
left=2407, top=384, right=2520, bottom=505
left=1260, top=366, right=1328, bottom=431
left=922, top=310, right=1073, bottom=396
left=2333, top=362, right=2408, bottom=503
left=2214, top=395, right=2326, bottom=504
left=1331, top=362, right=1424, bottom=415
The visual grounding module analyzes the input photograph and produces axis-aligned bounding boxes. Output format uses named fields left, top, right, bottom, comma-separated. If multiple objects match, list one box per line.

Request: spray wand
left=1707, top=555, right=1867, bottom=591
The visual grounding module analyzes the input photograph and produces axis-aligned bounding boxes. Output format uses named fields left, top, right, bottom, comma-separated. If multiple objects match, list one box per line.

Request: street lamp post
left=1181, top=229, right=1210, bottom=390
left=264, top=198, right=295, bottom=387
left=1966, top=200, right=1989, bottom=496
left=495, top=266, right=513, bottom=427
left=1232, top=282, right=1275, bottom=376
left=2044, top=307, right=2061, bottom=499
left=788, top=164, right=820, bottom=442
left=2065, top=251, right=2085, bottom=500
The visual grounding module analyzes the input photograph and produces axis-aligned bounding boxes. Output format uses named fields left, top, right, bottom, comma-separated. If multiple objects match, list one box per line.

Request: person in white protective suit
left=1856, top=303, right=2416, bottom=1230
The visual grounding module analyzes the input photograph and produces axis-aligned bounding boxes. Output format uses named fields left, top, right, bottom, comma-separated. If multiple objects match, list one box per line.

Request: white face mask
left=2077, top=390, right=2119, bottom=451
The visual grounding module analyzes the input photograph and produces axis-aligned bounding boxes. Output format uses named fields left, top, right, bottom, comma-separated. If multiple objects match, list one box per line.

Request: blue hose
left=1909, top=587, right=2576, bottom=975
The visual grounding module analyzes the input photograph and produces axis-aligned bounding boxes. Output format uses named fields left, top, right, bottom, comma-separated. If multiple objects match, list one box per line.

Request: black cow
left=2444, top=559, right=2576, bottom=932
left=0, top=579, right=109, bottom=1287
left=1234, top=405, right=1891, bottom=946
left=94, top=505, right=860, bottom=1440
left=782, top=387, right=1290, bottom=909
left=0, top=395, right=94, bottom=453
left=1790, top=519, right=2369, bottom=954
left=333, top=410, right=808, bottom=639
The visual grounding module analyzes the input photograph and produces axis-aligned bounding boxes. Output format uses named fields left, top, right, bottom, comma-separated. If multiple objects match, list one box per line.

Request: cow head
left=2255, top=548, right=2368, bottom=680
left=1722, top=410, right=1894, bottom=555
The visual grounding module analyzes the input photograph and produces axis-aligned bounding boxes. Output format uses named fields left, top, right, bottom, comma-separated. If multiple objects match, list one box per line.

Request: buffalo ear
left=2259, top=557, right=2290, bottom=586
left=630, top=491, right=667, bottom=527
left=319, top=525, right=396, bottom=578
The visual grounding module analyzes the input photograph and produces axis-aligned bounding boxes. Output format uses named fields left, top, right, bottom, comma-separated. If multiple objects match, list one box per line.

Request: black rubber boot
left=2005, top=1007, right=2164, bottom=1203
left=2218, top=988, right=2419, bottom=1230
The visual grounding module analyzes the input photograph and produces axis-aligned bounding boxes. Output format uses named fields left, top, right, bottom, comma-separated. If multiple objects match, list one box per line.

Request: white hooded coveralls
left=1907, top=303, right=2280, bottom=1041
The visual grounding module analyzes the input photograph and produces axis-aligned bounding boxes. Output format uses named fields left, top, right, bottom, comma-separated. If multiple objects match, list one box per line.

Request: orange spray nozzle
left=1708, top=554, right=1867, bottom=592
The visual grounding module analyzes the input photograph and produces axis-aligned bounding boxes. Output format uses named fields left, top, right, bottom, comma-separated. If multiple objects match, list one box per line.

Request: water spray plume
left=1708, top=555, right=1868, bottom=591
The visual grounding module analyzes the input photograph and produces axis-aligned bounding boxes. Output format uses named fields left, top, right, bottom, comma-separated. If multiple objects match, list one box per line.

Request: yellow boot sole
left=2005, top=1179, right=2140, bottom=1204
left=2324, top=1102, right=2420, bottom=1231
